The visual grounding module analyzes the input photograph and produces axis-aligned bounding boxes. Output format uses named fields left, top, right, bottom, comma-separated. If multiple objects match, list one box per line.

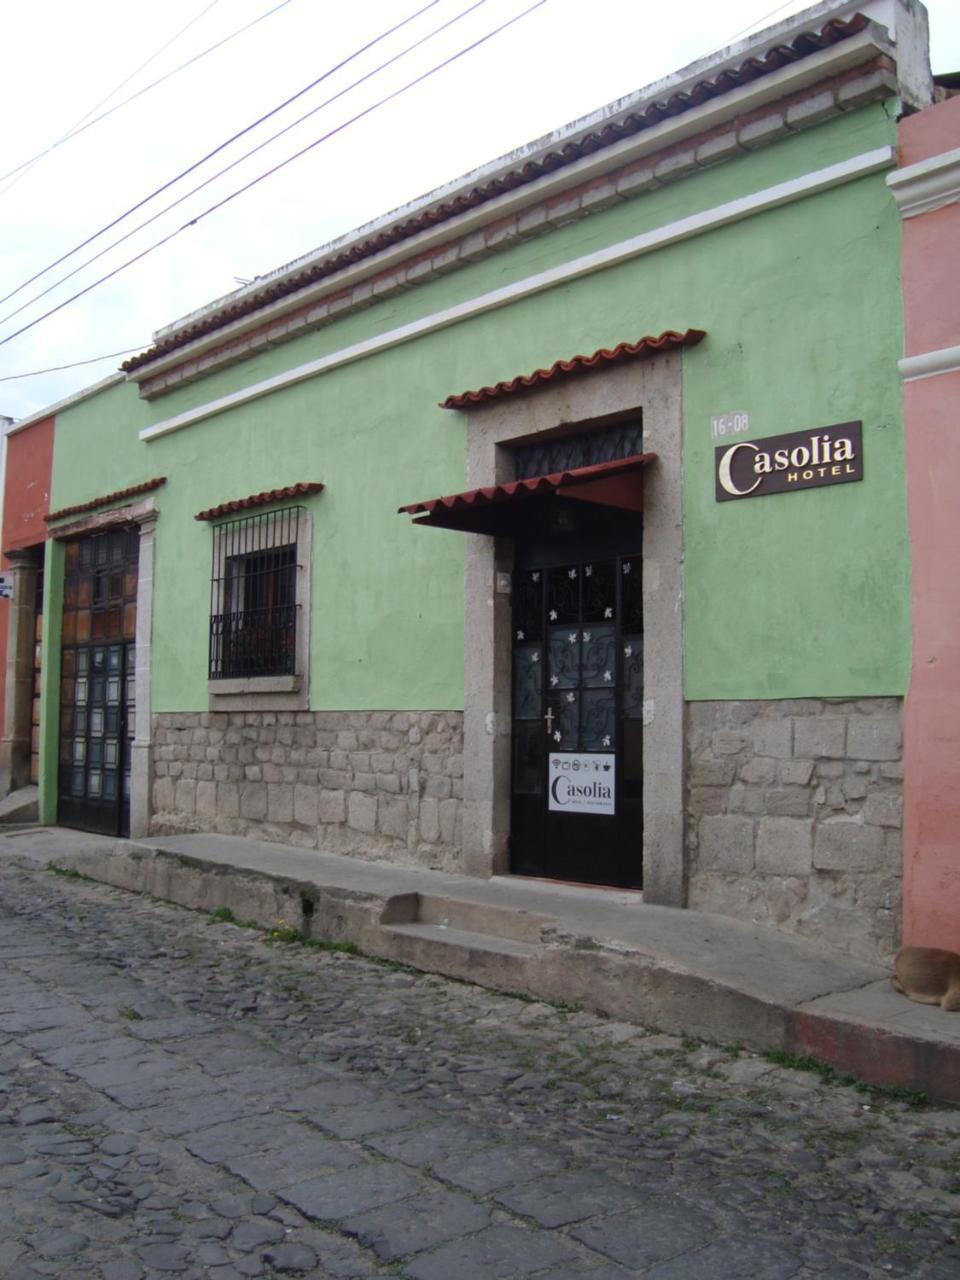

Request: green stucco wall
left=679, top=169, right=907, bottom=699
left=47, top=100, right=908, bottom=715
left=48, top=373, right=467, bottom=712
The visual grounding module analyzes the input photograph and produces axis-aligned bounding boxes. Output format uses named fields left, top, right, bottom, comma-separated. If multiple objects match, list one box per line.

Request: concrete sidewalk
left=2, top=824, right=958, bottom=1103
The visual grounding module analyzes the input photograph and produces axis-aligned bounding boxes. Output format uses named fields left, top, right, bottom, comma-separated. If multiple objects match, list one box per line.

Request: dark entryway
left=58, top=527, right=138, bottom=836
left=510, top=519, right=643, bottom=888
left=399, top=418, right=652, bottom=889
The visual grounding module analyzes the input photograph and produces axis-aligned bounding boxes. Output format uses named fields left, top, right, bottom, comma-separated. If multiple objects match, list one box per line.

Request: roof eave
left=124, top=25, right=896, bottom=388
left=124, top=1, right=926, bottom=381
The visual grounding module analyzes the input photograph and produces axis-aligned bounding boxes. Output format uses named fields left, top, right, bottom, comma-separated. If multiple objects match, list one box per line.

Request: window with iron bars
left=208, top=507, right=303, bottom=680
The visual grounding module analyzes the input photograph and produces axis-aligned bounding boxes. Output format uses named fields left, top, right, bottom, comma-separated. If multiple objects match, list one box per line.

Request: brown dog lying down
left=893, top=947, right=960, bottom=1011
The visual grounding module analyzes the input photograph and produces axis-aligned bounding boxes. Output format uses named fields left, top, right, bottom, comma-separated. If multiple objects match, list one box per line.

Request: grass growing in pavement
left=204, top=907, right=360, bottom=957
left=47, top=863, right=91, bottom=881
left=266, top=921, right=361, bottom=957
left=207, top=905, right=260, bottom=929
left=289, top=934, right=361, bottom=958
left=766, top=1048, right=927, bottom=1107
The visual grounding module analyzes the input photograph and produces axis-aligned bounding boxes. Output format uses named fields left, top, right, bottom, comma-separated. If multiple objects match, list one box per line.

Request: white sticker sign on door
left=548, top=753, right=615, bottom=815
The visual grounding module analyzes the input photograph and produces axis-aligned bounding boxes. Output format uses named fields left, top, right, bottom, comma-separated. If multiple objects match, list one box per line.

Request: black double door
left=510, top=526, right=643, bottom=888
left=58, top=528, right=139, bottom=837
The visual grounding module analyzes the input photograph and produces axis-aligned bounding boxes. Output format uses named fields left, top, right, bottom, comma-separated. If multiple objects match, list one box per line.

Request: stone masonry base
left=151, top=710, right=463, bottom=870
left=152, top=700, right=904, bottom=962
left=687, top=698, right=903, bottom=966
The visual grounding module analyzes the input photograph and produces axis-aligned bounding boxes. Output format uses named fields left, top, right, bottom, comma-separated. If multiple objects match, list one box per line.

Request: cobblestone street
left=0, top=859, right=958, bottom=1280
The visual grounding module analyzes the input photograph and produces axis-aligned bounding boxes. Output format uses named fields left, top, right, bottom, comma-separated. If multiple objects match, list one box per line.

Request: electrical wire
left=719, top=0, right=805, bottom=47
left=0, top=0, right=488, bottom=329
left=0, top=1, right=222, bottom=199
left=0, top=0, right=547, bottom=353
left=0, top=0, right=295, bottom=189
left=0, top=0, right=444, bottom=312
left=0, top=348, right=145, bottom=382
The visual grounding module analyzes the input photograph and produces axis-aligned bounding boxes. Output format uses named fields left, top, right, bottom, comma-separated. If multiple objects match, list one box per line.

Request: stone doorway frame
left=46, top=498, right=158, bottom=839
left=1, top=545, right=44, bottom=795
left=459, top=353, right=686, bottom=905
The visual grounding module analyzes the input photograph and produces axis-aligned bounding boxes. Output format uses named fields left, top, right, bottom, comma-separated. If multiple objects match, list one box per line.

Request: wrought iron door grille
left=509, top=549, right=644, bottom=888
left=59, top=526, right=139, bottom=837
left=512, top=419, right=643, bottom=480
left=208, top=506, right=302, bottom=680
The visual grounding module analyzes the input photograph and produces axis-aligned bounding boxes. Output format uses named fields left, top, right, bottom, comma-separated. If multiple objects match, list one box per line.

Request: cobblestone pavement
left=1, top=861, right=958, bottom=1280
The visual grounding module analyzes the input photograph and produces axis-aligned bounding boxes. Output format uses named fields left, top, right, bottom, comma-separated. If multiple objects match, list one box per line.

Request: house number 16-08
left=711, top=411, right=750, bottom=439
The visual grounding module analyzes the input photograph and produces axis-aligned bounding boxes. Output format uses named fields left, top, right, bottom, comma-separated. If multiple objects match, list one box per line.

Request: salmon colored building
left=890, top=90, right=960, bottom=949
left=0, top=413, right=54, bottom=794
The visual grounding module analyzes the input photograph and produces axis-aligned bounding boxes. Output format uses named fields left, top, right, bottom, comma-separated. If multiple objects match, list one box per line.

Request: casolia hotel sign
left=715, top=422, right=863, bottom=502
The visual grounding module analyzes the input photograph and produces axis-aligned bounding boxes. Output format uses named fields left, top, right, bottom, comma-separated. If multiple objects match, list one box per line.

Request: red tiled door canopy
left=399, top=453, right=656, bottom=535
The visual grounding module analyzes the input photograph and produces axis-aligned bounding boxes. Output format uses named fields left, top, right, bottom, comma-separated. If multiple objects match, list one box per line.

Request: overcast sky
left=1, top=0, right=958, bottom=421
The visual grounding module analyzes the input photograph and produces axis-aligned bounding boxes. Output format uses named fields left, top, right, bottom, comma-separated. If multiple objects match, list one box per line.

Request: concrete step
left=379, top=920, right=540, bottom=989
left=0, top=785, right=38, bottom=825
left=382, top=921, right=540, bottom=958
left=380, top=891, right=551, bottom=943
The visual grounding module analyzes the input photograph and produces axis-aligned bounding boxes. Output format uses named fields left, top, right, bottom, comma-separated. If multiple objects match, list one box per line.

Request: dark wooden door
left=58, top=527, right=138, bottom=837
left=510, top=535, right=643, bottom=888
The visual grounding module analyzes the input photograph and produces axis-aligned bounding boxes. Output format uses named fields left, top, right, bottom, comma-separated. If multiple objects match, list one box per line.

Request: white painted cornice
left=899, top=343, right=960, bottom=382
left=138, top=146, right=895, bottom=443
left=887, top=145, right=960, bottom=217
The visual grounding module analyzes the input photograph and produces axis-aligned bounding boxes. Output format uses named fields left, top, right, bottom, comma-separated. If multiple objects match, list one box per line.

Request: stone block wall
left=151, top=710, right=463, bottom=869
left=686, top=698, right=903, bottom=965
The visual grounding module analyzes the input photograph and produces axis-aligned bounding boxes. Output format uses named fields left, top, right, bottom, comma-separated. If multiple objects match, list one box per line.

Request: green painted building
left=20, top=1, right=935, bottom=965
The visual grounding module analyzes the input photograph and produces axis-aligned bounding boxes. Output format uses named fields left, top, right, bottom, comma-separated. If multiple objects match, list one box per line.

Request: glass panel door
left=510, top=547, right=643, bottom=888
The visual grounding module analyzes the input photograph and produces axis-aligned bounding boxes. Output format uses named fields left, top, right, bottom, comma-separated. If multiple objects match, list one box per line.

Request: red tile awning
left=399, top=453, right=656, bottom=536
left=45, top=477, right=167, bottom=523
left=195, top=482, right=324, bottom=521
left=441, top=330, right=705, bottom=410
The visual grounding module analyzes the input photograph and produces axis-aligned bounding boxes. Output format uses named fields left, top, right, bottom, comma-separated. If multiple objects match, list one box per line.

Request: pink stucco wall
left=900, top=95, right=960, bottom=948
left=900, top=95, right=960, bottom=166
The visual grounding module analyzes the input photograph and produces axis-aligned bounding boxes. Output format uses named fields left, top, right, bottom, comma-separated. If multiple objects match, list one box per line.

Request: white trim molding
left=887, top=145, right=960, bottom=218
left=899, top=342, right=960, bottom=383
left=140, top=146, right=895, bottom=444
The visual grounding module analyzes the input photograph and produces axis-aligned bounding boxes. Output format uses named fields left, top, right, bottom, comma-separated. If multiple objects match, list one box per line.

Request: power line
left=0, top=0, right=488, bottom=330
left=0, top=0, right=547, bottom=353
left=0, top=0, right=444, bottom=312
left=0, top=0, right=295, bottom=189
left=720, top=0, right=804, bottom=47
left=0, top=348, right=145, bottom=382
left=0, top=1, right=222, bottom=200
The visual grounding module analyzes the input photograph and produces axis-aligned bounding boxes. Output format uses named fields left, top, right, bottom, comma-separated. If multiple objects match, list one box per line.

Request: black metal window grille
left=208, top=506, right=302, bottom=679
left=512, top=419, right=643, bottom=480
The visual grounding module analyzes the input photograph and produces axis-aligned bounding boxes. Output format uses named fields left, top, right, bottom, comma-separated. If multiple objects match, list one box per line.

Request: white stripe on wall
left=899, top=343, right=960, bottom=383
